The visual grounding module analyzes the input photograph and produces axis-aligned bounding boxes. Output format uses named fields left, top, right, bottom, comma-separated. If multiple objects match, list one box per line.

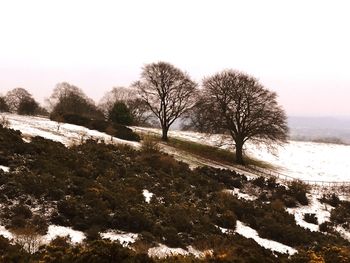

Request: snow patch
left=235, top=221, right=297, bottom=255
left=0, top=225, right=85, bottom=244
left=148, top=244, right=189, bottom=258
left=224, top=188, right=257, bottom=201
left=148, top=244, right=211, bottom=259
left=0, top=226, right=13, bottom=239
left=0, top=165, right=9, bottom=172
left=217, top=225, right=234, bottom=234
left=187, top=245, right=212, bottom=258
left=335, top=226, right=350, bottom=241
left=100, top=231, right=138, bottom=247
left=286, top=195, right=333, bottom=232
left=143, top=189, right=154, bottom=203
left=43, top=225, right=85, bottom=243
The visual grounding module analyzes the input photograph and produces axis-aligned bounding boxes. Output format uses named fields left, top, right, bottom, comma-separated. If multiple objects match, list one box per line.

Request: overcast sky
left=0, top=0, right=349, bottom=116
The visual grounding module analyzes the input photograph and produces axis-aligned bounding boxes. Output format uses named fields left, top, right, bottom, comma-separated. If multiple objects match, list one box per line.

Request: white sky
left=0, top=0, right=349, bottom=116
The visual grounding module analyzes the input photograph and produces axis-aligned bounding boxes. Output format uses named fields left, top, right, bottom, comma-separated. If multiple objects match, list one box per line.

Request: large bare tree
left=133, top=62, right=197, bottom=141
left=200, top=70, right=288, bottom=164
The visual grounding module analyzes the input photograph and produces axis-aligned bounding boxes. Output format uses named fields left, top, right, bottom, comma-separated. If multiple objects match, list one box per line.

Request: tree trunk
left=161, top=126, right=169, bottom=141
left=235, top=140, right=244, bottom=165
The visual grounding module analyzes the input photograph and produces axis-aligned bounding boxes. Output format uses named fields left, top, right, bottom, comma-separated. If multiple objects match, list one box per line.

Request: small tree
left=108, top=101, right=133, bottom=125
left=133, top=62, right=197, bottom=141
left=12, top=227, right=43, bottom=254
left=199, top=70, right=288, bottom=164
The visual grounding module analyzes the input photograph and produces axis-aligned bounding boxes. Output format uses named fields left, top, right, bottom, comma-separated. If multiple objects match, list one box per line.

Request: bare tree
left=133, top=62, right=197, bottom=141
left=200, top=70, right=288, bottom=164
left=12, top=227, right=43, bottom=253
left=5, top=87, right=32, bottom=113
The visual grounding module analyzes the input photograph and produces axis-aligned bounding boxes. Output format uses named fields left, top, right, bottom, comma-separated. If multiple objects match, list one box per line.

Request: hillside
left=0, top=114, right=350, bottom=262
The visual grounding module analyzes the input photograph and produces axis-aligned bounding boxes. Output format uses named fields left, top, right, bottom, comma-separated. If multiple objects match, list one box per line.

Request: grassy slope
left=140, top=132, right=275, bottom=170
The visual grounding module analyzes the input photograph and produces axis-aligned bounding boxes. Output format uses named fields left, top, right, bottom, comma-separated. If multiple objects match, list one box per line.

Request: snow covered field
left=247, top=142, right=350, bottom=182
left=133, top=127, right=350, bottom=182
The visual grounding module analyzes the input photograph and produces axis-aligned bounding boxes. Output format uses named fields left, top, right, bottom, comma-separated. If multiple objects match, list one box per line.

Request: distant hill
left=288, top=116, right=350, bottom=144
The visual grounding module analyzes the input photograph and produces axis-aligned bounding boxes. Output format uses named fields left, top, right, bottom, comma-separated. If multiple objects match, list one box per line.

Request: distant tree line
left=0, top=61, right=288, bottom=164
left=0, top=88, right=47, bottom=116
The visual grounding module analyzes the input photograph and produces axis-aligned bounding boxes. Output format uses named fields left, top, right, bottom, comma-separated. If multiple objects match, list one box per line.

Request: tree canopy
left=133, top=62, right=197, bottom=140
left=197, top=70, right=288, bottom=164
left=49, top=82, right=103, bottom=121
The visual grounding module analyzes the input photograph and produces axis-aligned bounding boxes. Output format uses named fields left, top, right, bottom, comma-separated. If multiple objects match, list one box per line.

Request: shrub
left=12, top=226, right=43, bottom=253
left=304, top=213, right=318, bottom=225
left=215, top=210, right=237, bottom=229
left=0, top=236, right=29, bottom=261
left=330, top=201, right=350, bottom=229
left=320, top=193, right=341, bottom=207
left=282, top=195, right=297, bottom=208
left=108, top=101, right=133, bottom=125
left=141, top=136, right=160, bottom=154
left=252, top=176, right=265, bottom=188
left=11, top=204, right=33, bottom=219
left=56, top=113, right=90, bottom=126
left=319, top=221, right=332, bottom=232
left=109, top=123, right=140, bottom=141
left=266, top=177, right=278, bottom=189
left=288, top=180, right=309, bottom=205
left=85, top=225, right=101, bottom=241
